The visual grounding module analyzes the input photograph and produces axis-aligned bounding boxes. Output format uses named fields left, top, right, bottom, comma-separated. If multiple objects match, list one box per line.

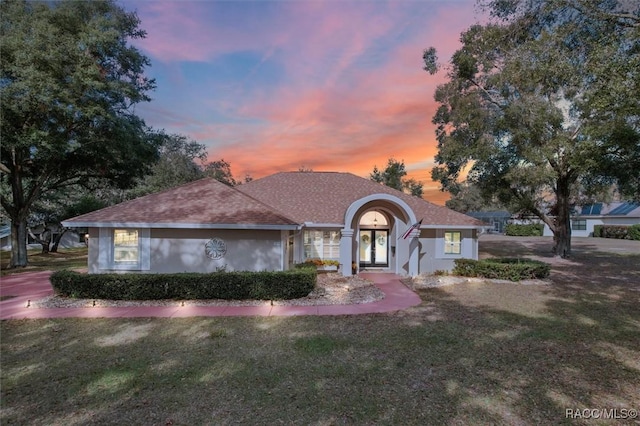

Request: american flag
left=401, top=219, right=423, bottom=239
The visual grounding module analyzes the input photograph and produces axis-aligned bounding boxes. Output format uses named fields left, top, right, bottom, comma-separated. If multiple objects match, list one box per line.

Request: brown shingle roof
left=63, top=172, right=483, bottom=229
left=238, top=172, right=483, bottom=227
left=63, top=178, right=299, bottom=228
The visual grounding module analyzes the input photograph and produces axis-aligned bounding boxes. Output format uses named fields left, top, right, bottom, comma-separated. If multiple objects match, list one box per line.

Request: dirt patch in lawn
left=478, top=234, right=640, bottom=289
left=406, top=235, right=640, bottom=319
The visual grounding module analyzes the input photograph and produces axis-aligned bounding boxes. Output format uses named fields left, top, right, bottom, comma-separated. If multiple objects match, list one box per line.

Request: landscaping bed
left=50, top=269, right=316, bottom=301
left=38, top=272, right=383, bottom=308
left=453, top=257, right=551, bottom=281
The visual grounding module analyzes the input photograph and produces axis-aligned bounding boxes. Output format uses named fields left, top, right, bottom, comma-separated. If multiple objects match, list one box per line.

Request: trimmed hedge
left=453, top=258, right=551, bottom=281
left=505, top=223, right=544, bottom=236
left=593, top=224, right=640, bottom=240
left=50, top=269, right=317, bottom=301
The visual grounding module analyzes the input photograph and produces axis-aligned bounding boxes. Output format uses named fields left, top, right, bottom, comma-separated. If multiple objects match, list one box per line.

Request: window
left=113, top=229, right=139, bottom=263
left=98, top=228, right=149, bottom=271
left=572, top=219, right=587, bottom=231
left=444, top=231, right=462, bottom=255
left=303, top=230, right=340, bottom=260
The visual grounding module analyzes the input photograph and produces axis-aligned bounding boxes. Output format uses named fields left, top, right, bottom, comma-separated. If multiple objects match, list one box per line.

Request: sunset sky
left=122, top=0, right=483, bottom=204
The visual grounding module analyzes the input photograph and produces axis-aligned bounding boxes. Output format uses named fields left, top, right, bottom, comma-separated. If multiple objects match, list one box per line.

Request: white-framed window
left=444, top=231, right=462, bottom=255
left=572, top=219, right=587, bottom=231
left=303, top=230, right=340, bottom=260
left=113, top=229, right=139, bottom=263
left=98, top=228, right=150, bottom=271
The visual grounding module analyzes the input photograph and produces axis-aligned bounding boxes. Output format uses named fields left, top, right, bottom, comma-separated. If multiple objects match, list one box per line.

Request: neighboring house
left=0, top=224, right=10, bottom=251
left=539, top=202, right=640, bottom=237
left=0, top=223, right=85, bottom=251
left=466, top=211, right=511, bottom=234
left=62, top=172, right=485, bottom=276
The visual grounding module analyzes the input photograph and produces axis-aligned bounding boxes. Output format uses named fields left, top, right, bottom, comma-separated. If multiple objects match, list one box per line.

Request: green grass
left=0, top=247, right=88, bottom=276
left=1, top=237, right=639, bottom=425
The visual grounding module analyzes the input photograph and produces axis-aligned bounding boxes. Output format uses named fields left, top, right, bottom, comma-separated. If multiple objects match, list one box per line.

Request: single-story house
left=466, top=211, right=512, bottom=234
left=0, top=223, right=86, bottom=251
left=62, top=172, right=485, bottom=276
left=540, top=202, right=640, bottom=237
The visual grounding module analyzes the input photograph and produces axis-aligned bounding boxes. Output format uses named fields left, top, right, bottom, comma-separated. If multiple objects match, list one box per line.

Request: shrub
left=50, top=269, right=317, bottom=301
left=453, top=258, right=550, bottom=281
left=593, top=225, right=632, bottom=239
left=305, top=259, right=339, bottom=267
left=505, top=223, right=544, bottom=236
left=593, top=225, right=603, bottom=238
left=295, top=259, right=340, bottom=269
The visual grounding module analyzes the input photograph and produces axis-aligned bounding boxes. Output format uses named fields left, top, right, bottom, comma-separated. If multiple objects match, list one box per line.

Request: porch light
left=373, top=212, right=378, bottom=227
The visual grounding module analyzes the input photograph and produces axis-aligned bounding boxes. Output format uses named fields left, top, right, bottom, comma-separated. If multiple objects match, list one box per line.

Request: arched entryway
left=339, top=194, right=419, bottom=276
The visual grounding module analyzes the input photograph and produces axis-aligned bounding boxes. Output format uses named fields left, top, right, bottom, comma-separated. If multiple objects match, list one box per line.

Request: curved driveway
left=0, top=271, right=421, bottom=319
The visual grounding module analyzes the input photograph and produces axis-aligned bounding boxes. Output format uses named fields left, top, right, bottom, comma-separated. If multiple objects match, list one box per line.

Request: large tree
left=445, top=182, right=502, bottom=214
left=425, top=0, right=640, bottom=257
left=129, top=133, right=208, bottom=197
left=370, top=158, right=424, bottom=197
left=0, top=0, right=158, bottom=267
left=204, top=159, right=237, bottom=187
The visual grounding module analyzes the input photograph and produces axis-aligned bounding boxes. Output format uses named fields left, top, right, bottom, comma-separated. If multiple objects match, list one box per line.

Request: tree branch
left=570, top=0, right=640, bottom=28
left=512, top=187, right=556, bottom=232
left=0, top=194, right=16, bottom=217
left=469, top=78, right=503, bottom=108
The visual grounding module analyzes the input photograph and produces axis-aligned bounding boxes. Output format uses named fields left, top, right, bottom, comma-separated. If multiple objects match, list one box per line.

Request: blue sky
left=122, top=0, right=482, bottom=203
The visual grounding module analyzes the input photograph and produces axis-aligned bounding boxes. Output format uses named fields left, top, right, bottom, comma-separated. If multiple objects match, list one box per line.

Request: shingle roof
left=62, top=178, right=299, bottom=228
left=238, top=172, right=483, bottom=227
left=63, top=172, right=484, bottom=229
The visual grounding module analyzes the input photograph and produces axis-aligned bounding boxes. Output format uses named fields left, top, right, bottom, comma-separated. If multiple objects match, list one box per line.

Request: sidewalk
left=0, top=271, right=421, bottom=319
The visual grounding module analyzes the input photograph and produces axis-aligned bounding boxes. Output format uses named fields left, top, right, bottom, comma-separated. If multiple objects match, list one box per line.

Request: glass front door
left=359, top=230, right=388, bottom=267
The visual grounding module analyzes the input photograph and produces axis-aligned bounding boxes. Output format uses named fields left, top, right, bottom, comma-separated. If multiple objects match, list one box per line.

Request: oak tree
left=1, top=0, right=158, bottom=267
left=129, top=133, right=208, bottom=197
left=425, top=0, right=640, bottom=257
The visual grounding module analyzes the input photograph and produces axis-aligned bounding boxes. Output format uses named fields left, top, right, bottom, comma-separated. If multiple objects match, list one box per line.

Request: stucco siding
left=87, top=228, right=100, bottom=274
left=149, top=229, right=284, bottom=273
left=543, top=217, right=639, bottom=237
left=91, top=228, right=285, bottom=273
left=417, top=228, right=477, bottom=274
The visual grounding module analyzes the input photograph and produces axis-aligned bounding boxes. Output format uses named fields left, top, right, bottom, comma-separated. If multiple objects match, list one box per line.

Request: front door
left=359, top=230, right=388, bottom=267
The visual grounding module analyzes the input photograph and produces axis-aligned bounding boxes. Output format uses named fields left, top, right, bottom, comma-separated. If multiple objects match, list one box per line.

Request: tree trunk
left=552, top=177, right=572, bottom=258
left=50, top=228, right=68, bottom=253
left=9, top=219, right=29, bottom=268
left=28, top=228, right=50, bottom=254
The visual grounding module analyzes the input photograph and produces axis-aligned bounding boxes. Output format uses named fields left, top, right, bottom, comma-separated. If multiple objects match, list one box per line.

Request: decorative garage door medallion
left=205, top=238, right=227, bottom=260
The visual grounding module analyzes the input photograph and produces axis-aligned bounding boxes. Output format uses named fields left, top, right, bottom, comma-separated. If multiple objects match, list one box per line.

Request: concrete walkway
left=0, top=271, right=421, bottom=319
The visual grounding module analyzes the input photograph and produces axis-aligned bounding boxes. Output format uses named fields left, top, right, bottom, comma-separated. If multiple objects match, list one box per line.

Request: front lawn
left=0, top=247, right=88, bottom=276
left=1, top=236, right=639, bottom=425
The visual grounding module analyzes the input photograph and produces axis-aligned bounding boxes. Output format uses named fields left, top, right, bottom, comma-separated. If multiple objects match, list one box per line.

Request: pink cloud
left=128, top=1, right=479, bottom=204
